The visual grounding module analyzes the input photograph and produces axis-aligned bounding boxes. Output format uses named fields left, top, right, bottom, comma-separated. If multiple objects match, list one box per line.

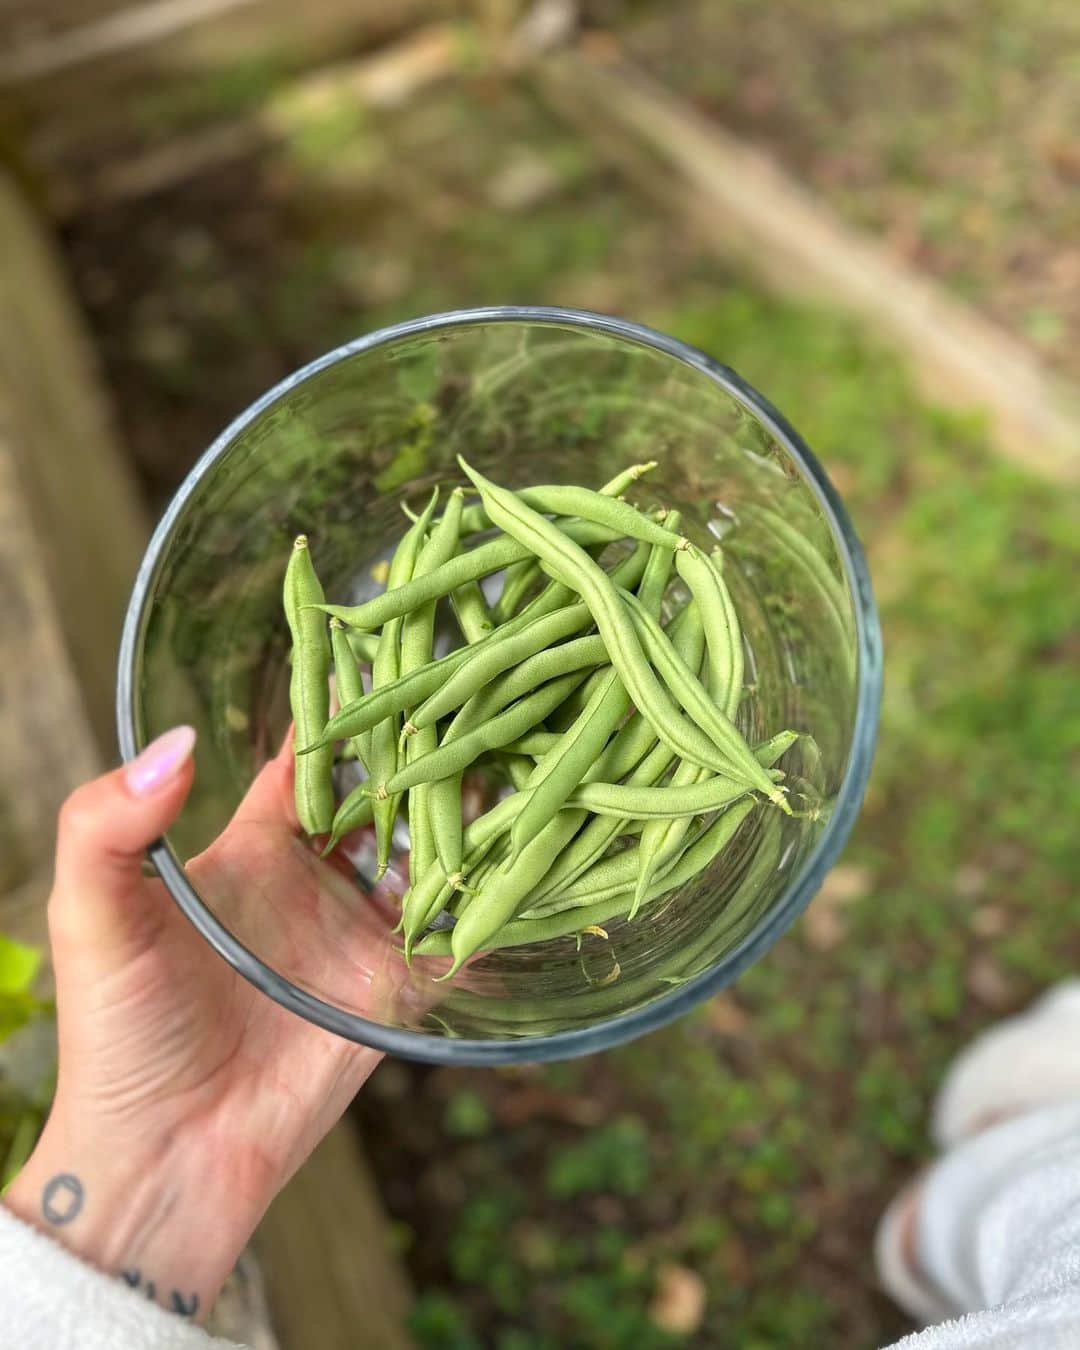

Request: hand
left=2, top=726, right=410, bottom=1321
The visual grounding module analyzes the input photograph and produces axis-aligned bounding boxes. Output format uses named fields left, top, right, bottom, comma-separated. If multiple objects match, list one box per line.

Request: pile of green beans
left=284, top=459, right=796, bottom=978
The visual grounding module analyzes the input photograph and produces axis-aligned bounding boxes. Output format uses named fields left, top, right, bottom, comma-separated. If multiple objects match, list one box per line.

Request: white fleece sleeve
left=0, top=1203, right=248, bottom=1350
left=885, top=1101, right=1080, bottom=1349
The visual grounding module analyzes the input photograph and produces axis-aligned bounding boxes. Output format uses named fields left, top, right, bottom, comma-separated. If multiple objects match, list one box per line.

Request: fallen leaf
left=705, top=992, right=749, bottom=1035
left=649, top=1263, right=706, bottom=1336
left=818, top=863, right=872, bottom=904
left=968, top=954, right=1014, bottom=1010
left=488, top=151, right=562, bottom=211
left=971, top=904, right=1009, bottom=938
left=804, top=864, right=872, bottom=950
left=954, top=864, right=989, bottom=899
left=496, top=1087, right=604, bottom=1127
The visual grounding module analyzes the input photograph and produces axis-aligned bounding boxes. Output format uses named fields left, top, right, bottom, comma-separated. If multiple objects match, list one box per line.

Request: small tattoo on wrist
left=41, top=1173, right=84, bottom=1225
left=119, top=1269, right=198, bottom=1319
left=171, top=1290, right=199, bottom=1318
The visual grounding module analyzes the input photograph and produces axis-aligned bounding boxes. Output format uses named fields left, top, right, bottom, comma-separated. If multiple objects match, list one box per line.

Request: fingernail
left=125, top=726, right=196, bottom=797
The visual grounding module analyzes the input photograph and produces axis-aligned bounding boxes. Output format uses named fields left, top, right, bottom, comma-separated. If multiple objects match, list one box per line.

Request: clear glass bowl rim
left=117, top=305, right=883, bottom=1066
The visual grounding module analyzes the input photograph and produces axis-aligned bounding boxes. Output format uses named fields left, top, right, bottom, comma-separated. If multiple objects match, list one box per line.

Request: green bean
left=542, top=663, right=613, bottom=733
left=444, top=633, right=607, bottom=740
left=526, top=733, right=678, bottom=910
left=753, top=729, right=799, bottom=765
left=450, top=578, right=494, bottom=643
left=370, top=489, right=439, bottom=876
left=284, top=535, right=335, bottom=834
left=344, top=628, right=380, bottom=664
left=312, top=517, right=621, bottom=631
left=491, top=557, right=539, bottom=624
left=477, top=540, right=649, bottom=736
left=460, top=459, right=656, bottom=537
left=513, top=484, right=680, bottom=550
left=446, top=841, right=507, bottom=917
left=503, top=509, right=682, bottom=858
left=400, top=791, right=525, bottom=953
left=459, top=457, right=740, bottom=777
left=457, top=500, right=490, bottom=536
left=330, top=618, right=371, bottom=770
left=629, top=729, right=795, bottom=918
left=405, top=604, right=603, bottom=737
left=708, top=548, right=744, bottom=721
left=440, top=807, right=590, bottom=976
left=628, top=558, right=744, bottom=914
left=521, top=619, right=701, bottom=910
left=303, top=557, right=616, bottom=752
left=630, top=762, right=703, bottom=920
left=597, top=460, right=658, bottom=497
left=500, top=731, right=563, bottom=757
left=515, top=605, right=704, bottom=901
left=635, top=510, right=681, bottom=618
left=521, top=818, right=707, bottom=918
left=581, top=604, right=699, bottom=784
left=382, top=669, right=585, bottom=796
left=498, top=752, right=538, bottom=793
left=416, top=798, right=757, bottom=957
left=525, top=512, right=677, bottom=814
left=434, top=811, right=780, bottom=1017
left=303, top=641, right=473, bottom=750
left=509, top=668, right=629, bottom=860
left=566, top=772, right=775, bottom=819
left=306, top=537, right=648, bottom=757
left=428, top=772, right=464, bottom=878
left=320, top=781, right=376, bottom=856
left=488, top=464, right=657, bottom=625
left=403, top=490, right=465, bottom=880
left=619, top=583, right=785, bottom=806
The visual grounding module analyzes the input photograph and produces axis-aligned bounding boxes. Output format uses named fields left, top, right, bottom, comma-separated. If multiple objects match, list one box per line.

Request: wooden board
left=0, top=168, right=144, bottom=950
left=251, top=1119, right=416, bottom=1350
left=0, top=170, right=147, bottom=762
left=535, top=44, right=1080, bottom=484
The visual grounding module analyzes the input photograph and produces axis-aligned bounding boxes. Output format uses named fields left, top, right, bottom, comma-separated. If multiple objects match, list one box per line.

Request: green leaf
left=0, top=935, right=40, bottom=996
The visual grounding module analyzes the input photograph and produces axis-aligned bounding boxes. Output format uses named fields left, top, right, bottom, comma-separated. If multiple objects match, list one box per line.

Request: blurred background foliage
left=2, top=0, right=1077, bottom=1344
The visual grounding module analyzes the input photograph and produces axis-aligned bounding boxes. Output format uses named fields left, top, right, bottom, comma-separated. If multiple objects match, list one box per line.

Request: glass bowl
left=117, top=307, right=882, bottom=1065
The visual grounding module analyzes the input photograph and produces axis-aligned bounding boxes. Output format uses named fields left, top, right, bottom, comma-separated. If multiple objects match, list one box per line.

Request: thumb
left=50, top=726, right=197, bottom=957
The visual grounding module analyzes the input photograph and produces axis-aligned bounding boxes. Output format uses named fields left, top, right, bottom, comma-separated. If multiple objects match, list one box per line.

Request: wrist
left=2, top=1102, right=264, bottom=1321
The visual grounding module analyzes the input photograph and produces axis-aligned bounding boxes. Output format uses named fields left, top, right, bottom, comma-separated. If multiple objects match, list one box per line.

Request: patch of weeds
left=444, top=1089, right=493, bottom=1139
left=546, top=1117, right=652, bottom=1199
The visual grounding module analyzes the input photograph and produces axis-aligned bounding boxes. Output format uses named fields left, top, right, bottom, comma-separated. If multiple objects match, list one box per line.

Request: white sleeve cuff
left=0, top=1202, right=246, bottom=1350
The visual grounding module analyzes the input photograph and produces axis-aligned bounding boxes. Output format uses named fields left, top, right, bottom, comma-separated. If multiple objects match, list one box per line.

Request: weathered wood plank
left=0, top=170, right=147, bottom=757
left=0, top=0, right=423, bottom=85
left=0, top=0, right=260, bottom=84
left=251, top=1120, right=416, bottom=1350
left=535, top=44, right=1080, bottom=484
left=0, top=169, right=138, bottom=952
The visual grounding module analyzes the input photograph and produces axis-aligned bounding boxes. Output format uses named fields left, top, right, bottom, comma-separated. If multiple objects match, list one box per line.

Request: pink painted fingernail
left=124, top=726, right=196, bottom=796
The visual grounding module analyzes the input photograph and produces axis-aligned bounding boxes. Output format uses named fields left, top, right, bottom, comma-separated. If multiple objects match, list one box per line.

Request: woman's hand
left=2, top=726, right=402, bottom=1321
